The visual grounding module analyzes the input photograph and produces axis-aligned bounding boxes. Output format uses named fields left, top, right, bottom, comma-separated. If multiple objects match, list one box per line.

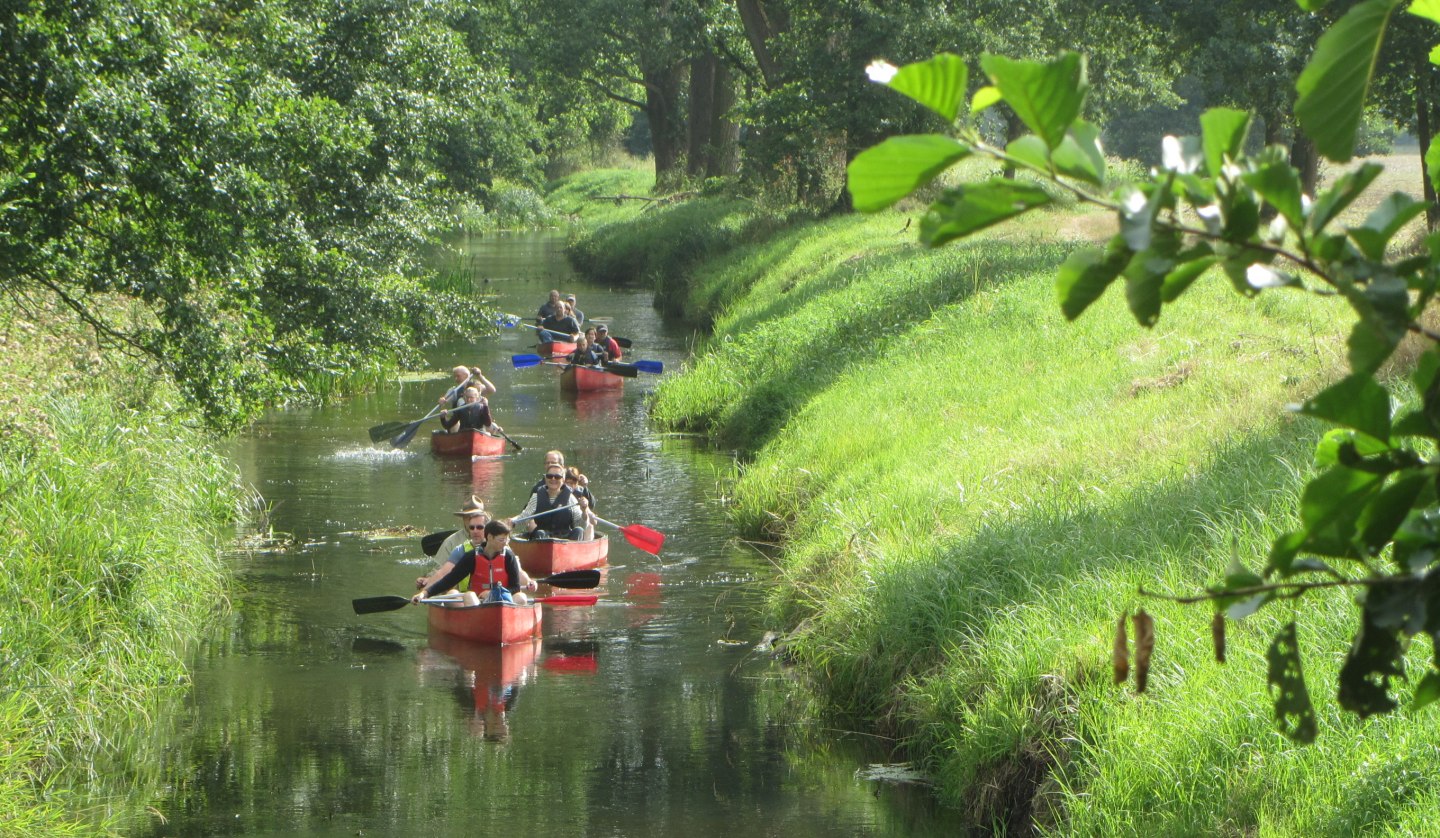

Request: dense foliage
left=849, top=0, right=1440, bottom=741
left=0, top=0, right=555, bottom=428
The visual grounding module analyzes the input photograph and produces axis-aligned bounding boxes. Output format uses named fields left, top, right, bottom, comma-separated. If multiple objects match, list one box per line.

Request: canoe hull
left=560, top=365, right=624, bottom=392
left=512, top=534, right=609, bottom=576
left=540, top=341, right=577, bottom=358
left=431, top=429, right=506, bottom=457
left=427, top=601, right=543, bottom=645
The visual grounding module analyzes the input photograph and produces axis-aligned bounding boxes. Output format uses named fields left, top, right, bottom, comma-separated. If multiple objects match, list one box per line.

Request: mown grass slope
left=571, top=180, right=1440, bottom=834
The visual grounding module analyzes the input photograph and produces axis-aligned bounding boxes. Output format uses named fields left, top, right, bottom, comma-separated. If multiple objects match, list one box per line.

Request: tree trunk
left=1001, top=107, right=1026, bottom=179
left=644, top=62, right=687, bottom=190
left=688, top=52, right=717, bottom=177
left=735, top=0, right=788, bottom=89
left=706, top=59, right=740, bottom=178
left=1418, top=59, right=1439, bottom=229
left=1290, top=134, right=1319, bottom=197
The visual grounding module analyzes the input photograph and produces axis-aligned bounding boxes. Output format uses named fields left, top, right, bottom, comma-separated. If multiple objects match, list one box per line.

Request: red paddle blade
left=536, top=595, right=598, bottom=606
left=620, top=524, right=665, bottom=555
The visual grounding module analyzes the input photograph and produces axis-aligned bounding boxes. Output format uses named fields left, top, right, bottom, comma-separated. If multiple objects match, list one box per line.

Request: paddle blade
left=390, top=420, right=425, bottom=448
left=368, top=421, right=409, bottom=443
left=634, top=360, right=664, bottom=374
left=612, top=336, right=633, bottom=348
left=601, top=362, right=639, bottom=378
left=499, top=431, right=523, bottom=453
left=539, top=569, right=602, bottom=589
left=353, top=595, right=412, bottom=615
left=511, top=354, right=544, bottom=368
left=620, top=524, right=665, bottom=555
left=421, top=529, right=457, bottom=556
left=537, top=595, right=599, bottom=606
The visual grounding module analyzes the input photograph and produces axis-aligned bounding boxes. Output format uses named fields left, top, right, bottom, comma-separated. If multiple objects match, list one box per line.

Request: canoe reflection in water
left=427, top=632, right=542, bottom=743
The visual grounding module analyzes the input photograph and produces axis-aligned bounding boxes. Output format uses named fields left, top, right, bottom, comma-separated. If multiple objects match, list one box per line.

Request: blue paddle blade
left=634, top=360, right=664, bottom=374
left=511, top=354, right=544, bottom=368
left=496, top=314, right=520, bottom=328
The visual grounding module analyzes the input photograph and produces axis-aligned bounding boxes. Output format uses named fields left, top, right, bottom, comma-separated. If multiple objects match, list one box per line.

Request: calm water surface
left=118, top=232, right=959, bottom=837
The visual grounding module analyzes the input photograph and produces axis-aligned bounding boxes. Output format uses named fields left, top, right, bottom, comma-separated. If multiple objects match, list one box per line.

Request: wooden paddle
left=593, top=516, right=665, bottom=555
left=353, top=570, right=604, bottom=614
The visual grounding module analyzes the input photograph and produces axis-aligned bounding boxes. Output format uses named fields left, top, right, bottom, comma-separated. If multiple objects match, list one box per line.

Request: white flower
left=1246, top=264, right=1284, bottom=289
left=866, top=60, right=899, bottom=84
left=1161, top=136, right=1198, bottom=174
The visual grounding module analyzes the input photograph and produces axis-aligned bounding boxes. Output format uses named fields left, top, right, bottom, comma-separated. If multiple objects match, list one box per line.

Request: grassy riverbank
left=0, top=306, right=242, bottom=835
left=568, top=171, right=1440, bottom=833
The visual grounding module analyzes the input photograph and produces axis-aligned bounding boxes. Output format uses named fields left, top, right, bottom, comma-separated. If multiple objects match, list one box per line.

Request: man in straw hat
left=416, top=496, right=490, bottom=591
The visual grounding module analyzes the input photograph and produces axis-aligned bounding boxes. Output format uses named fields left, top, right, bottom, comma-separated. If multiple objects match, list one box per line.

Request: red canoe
left=512, top=534, right=609, bottom=576
left=560, top=365, right=624, bottom=392
left=427, top=600, right=543, bottom=645
left=431, top=429, right=506, bottom=457
left=540, top=340, right=578, bottom=358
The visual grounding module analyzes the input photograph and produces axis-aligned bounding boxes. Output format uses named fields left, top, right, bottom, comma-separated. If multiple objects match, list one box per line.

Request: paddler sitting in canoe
left=509, top=463, right=584, bottom=541
left=594, top=323, right=623, bottom=362
left=439, top=387, right=504, bottom=437
left=537, top=301, right=582, bottom=344
left=413, top=519, right=537, bottom=607
left=563, top=336, right=605, bottom=368
left=418, top=496, right=489, bottom=591
left=536, top=289, right=563, bottom=325
left=438, top=365, right=495, bottom=409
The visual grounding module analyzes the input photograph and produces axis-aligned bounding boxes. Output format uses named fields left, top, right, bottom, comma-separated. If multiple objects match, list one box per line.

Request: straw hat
left=453, top=495, right=488, bottom=517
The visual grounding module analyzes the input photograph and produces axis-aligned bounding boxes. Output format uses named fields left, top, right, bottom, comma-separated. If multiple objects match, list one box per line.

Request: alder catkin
left=1212, top=611, right=1227, bottom=664
left=1133, top=610, right=1155, bottom=693
left=1112, top=613, right=1130, bottom=685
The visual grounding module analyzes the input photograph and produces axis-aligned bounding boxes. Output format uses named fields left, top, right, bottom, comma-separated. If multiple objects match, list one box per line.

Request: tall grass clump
left=0, top=333, right=241, bottom=833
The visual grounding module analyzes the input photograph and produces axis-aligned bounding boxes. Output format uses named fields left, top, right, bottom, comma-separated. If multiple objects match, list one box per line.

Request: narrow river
left=118, top=232, right=960, bottom=837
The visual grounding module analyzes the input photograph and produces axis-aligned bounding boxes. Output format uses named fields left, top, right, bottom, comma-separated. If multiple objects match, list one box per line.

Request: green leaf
left=1358, top=473, right=1430, bottom=557
left=1296, top=373, right=1392, bottom=440
left=1124, top=262, right=1164, bottom=327
left=883, top=53, right=969, bottom=122
left=1056, top=237, right=1127, bottom=320
left=979, top=52, right=1087, bottom=149
left=1309, top=163, right=1383, bottom=232
left=1222, top=192, right=1261, bottom=241
left=1347, top=314, right=1399, bottom=375
left=1349, top=193, right=1428, bottom=259
left=1294, top=0, right=1403, bottom=162
left=1199, top=108, right=1252, bottom=176
left=1242, top=162, right=1305, bottom=231
left=847, top=134, right=972, bottom=212
left=1297, top=0, right=1331, bottom=13
left=919, top=180, right=1050, bottom=247
left=1338, top=600, right=1403, bottom=717
left=971, top=85, right=1002, bottom=112
left=1412, top=671, right=1440, bottom=711
left=1267, top=623, right=1318, bottom=743
left=1410, top=0, right=1440, bottom=25
left=1052, top=120, right=1105, bottom=185
left=1162, top=255, right=1218, bottom=302
left=1005, top=135, right=1051, bottom=174
left=1299, top=464, right=1384, bottom=556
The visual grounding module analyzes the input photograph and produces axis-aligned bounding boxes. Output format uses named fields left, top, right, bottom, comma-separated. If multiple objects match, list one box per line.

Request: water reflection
left=103, top=232, right=964, bottom=837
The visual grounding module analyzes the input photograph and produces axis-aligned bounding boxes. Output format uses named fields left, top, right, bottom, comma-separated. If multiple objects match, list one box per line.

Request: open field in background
left=569, top=155, right=1440, bottom=832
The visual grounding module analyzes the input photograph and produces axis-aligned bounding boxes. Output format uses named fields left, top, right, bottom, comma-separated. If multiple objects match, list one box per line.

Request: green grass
left=0, top=314, right=241, bottom=834
left=606, top=193, right=1440, bottom=833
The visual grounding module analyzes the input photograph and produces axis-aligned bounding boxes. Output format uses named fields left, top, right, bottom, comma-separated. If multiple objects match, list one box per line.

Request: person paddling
left=538, top=302, right=581, bottom=344
left=595, top=323, right=623, bottom=362
left=413, top=519, right=537, bottom=607
left=511, top=464, right=583, bottom=541
left=440, top=387, right=504, bottom=436
left=438, top=365, right=495, bottom=409
left=418, top=496, right=490, bottom=592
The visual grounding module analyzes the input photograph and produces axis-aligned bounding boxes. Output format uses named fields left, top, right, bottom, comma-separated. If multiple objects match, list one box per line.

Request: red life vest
left=478, top=550, right=510, bottom=590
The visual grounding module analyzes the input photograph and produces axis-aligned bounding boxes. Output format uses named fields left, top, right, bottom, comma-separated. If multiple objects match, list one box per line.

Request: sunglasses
left=544, top=473, right=564, bottom=480
left=467, top=524, right=486, bottom=530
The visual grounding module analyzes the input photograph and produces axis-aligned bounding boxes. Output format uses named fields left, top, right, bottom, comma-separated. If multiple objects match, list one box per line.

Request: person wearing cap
left=595, top=324, right=623, bottom=362
left=414, top=519, right=536, bottom=607
left=418, top=496, right=491, bottom=591
left=565, top=294, right=585, bottom=325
